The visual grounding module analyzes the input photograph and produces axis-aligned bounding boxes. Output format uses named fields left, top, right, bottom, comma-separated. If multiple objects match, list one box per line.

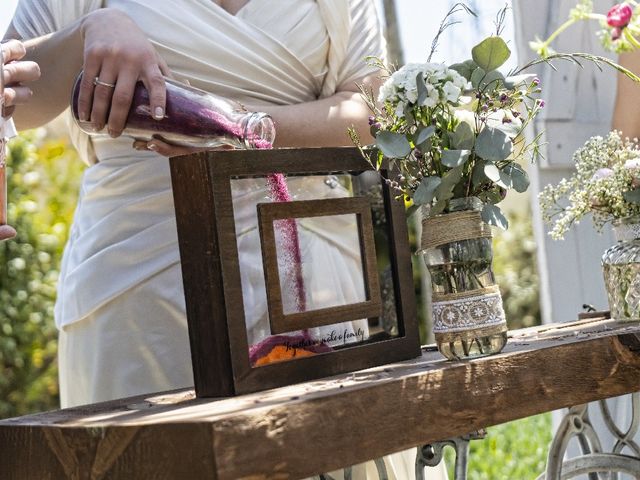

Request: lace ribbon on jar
left=431, top=285, right=506, bottom=334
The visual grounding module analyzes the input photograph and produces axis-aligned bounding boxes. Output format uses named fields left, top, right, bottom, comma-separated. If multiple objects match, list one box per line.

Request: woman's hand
left=77, top=8, right=171, bottom=138
left=2, top=39, right=41, bottom=117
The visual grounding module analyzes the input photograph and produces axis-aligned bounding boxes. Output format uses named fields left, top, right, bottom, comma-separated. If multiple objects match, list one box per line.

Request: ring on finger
left=93, top=77, right=116, bottom=88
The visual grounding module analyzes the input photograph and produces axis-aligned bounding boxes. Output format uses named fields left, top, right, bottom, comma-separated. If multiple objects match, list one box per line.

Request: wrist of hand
left=80, top=8, right=134, bottom=40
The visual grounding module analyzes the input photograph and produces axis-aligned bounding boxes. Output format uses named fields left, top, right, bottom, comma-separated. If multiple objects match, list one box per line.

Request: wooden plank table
left=1, top=318, right=639, bottom=480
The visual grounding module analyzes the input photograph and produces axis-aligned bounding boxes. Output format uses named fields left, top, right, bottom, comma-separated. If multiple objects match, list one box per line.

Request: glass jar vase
left=602, top=217, right=640, bottom=322
left=420, top=197, right=508, bottom=360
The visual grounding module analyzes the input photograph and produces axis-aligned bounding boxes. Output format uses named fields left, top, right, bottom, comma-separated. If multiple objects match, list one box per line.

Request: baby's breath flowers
left=539, top=131, right=640, bottom=239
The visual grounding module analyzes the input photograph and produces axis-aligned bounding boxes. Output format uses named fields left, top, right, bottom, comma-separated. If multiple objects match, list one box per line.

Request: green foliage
left=493, top=207, right=541, bottom=330
left=446, top=413, right=552, bottom=479
left=0, top=131, right=83, bottom=419
left=472, top=37, right=511, bottom=72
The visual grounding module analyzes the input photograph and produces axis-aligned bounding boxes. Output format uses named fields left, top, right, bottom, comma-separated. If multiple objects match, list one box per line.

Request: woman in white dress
left=7, top=1, right=448, bottom=478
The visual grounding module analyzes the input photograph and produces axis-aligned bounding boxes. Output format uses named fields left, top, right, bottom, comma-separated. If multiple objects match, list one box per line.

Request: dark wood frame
left=170, top=147, right=420, bottom=397
left=257, top=197, right=382, bottom=334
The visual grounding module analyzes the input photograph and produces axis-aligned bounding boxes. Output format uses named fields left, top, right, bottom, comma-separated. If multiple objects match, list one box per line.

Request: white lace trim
left=432, top=291, right=506, bottom=333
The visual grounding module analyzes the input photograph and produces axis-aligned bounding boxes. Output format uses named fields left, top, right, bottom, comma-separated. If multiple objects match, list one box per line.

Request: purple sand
left=266, top=173, right=306, bottom=314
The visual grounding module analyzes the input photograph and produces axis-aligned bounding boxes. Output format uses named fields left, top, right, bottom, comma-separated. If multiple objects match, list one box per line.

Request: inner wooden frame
left=257, top=197, right=382, bottom=334
left=170, top=147, right=421, bottom=397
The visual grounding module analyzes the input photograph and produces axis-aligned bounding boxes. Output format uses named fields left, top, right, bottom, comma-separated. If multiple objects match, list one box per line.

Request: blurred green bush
left=0, top=131, right=83, bottom=418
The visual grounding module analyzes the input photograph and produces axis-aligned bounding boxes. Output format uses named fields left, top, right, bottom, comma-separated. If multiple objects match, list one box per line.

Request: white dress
left=13, top=1, right=448, bottom=478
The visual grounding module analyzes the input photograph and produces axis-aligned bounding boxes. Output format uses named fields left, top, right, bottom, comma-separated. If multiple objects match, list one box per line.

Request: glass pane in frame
left=230, top=171, right=402, bottom=368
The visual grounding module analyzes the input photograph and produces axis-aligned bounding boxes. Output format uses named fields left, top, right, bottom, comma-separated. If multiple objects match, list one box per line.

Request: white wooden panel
left=513, top=0, right=616, bottom=324
left=513, top=0, right=636, bottom=467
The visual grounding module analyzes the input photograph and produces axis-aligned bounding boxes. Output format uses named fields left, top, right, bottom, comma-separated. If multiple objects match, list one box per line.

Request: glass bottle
left=420, top=197, right=508, bottom=360
left=602, top=216, right=640, bottom=321
left=70, top=74, right=275, bottom=149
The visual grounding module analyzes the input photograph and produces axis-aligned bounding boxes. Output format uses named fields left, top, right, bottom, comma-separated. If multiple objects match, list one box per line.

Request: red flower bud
left=612, top=26, right=623, bottom=40
left=607, top=3, right=633, bottom=28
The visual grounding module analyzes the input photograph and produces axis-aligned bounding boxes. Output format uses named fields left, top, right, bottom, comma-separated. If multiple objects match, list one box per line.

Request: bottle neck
left=241, top=112, right=276, bottom=150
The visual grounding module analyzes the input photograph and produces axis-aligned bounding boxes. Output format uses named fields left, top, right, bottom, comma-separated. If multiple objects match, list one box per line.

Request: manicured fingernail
left=79, top=112, right=87, bottom=122
left=153, top=107, right=164, bottom=120
left=147, top=143, right=158, bottom=151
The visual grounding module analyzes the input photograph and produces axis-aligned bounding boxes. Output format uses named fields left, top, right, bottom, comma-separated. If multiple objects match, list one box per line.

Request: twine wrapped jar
left=420, top=197, right=508, bottom=360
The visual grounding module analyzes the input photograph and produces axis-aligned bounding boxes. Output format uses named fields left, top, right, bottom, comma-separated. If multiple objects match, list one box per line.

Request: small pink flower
left=607, top=3, right=633, bottom=28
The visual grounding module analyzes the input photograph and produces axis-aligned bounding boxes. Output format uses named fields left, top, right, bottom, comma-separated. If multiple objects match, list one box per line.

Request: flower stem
left=536, top=13, right=606, bottom=54
left=624, top=27, right=640, bottom=49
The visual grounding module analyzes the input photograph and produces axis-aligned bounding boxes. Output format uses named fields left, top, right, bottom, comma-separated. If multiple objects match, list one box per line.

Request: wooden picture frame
left=257, top=197, right=382, bottom=334
left=170, top=147, right=420, bottom=397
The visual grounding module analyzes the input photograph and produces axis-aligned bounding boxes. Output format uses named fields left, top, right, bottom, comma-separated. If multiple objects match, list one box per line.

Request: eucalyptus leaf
left=441, top=149, right=471, bottom=168
left=472, top=160, right=489, bottom=187
left=430, top=198, right=448, bottom=216
left=376, top=131, right=412, bottom=159
left=502, top=163, right=530, bottom=193
left=478, top=70, right=505, bottom=90
left=413, top=176, right=441, bottom=205
left=403, top=104, right=415, bottom=127
left=450, top=121, right=475, bottom=150
left=470, top=67, right=486, bottom=89
left=434, top=166, right=464, bottom=201
left=623, top=189, right=640, bottom=205
left=415, top=125, right=436, bottom=146
left=481, top=203, right=509, bottom=230
left=449, top=59, right=478, bottom=81
left=483, top=164, right=510, bottom=189
left=478, top=188, right=504, bottom=205
left=475, top=126, right=512, bottom=162
left=472, top=36, right=511, bottom=72
left=487, top=116, right=521, bottom=138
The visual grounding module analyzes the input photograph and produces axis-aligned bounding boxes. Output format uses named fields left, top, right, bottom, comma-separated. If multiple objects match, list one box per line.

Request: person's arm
left=612, top=51, right=640, bottom=137
left=4, top=8, right=168, bottom=136
left=245, top=75, right=382, bottom=148
left=137, top=72, right=382, bottom=156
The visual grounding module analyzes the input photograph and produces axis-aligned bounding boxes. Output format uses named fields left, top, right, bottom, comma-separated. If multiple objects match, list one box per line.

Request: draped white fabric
left=12, top=1, right=448, bottom=477
left=13, top=0, right=383, bottom=330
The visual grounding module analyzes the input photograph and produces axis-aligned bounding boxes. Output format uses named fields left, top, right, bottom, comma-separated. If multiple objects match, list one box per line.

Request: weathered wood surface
left=1, top=318, right=639, bottom=480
